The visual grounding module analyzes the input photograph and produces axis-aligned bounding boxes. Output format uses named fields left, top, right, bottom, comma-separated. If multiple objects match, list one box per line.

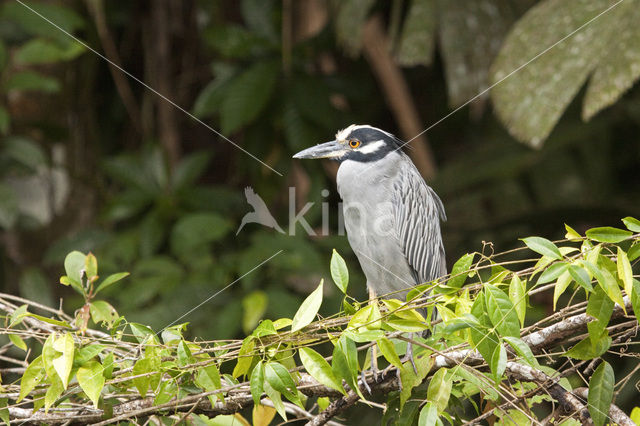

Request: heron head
left=292, top=124, right=402, bottom=162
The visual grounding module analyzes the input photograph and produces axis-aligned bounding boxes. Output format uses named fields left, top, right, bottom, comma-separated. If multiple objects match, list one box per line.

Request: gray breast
left=337, top=152, right=431, bottom=299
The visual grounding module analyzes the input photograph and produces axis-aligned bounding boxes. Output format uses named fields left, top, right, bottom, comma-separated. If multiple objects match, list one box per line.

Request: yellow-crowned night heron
left=293, top=124, right=446, bottom=303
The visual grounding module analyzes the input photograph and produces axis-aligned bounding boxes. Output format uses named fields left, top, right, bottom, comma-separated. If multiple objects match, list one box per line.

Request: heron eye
left=349, top=139, right=361, bottom=149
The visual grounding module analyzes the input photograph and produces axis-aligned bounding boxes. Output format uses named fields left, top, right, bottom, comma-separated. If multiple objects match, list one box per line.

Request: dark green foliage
left=0, top=0, right=640, bottom=423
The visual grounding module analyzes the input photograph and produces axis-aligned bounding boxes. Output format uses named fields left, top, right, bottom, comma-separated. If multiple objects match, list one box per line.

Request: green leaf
left=77, top=360, right=104, bottom=408
left=15, top=38, right=85, bottom=65
left=44, top=376, right=63, bottom=412
left=568, top=264, right=593, bottom=292
left=332, top=335, right=362, bottom=399
left=220, top=60, right=279, bottom=134
left=427, top=368, right=452, bottom=413
left=452, top=367, right=499, bottom=401
left=343, top=328, right=385, bottom=343
left=348, top=304, right=379, bottom=331
left=154, top=381, right=177, bottom=406
left=0, top=398, right=8, bottom=425
left=622, top=217, right=640, bottom=233
left=586, top=285, right=614, bottom=345
left=195, top=363, right=222, bottom=401
left=263, top=380, right=286, bottom=421
left=244, top=291, right=268, bottom=334
left=26, top=313, right=71, bottom=328
left=385, top=318, right=427, bottom=333
left=84, top=253, right=97, bottom=280
left=564, top=332, right=611, bottom=360
left=447, top=253, right=475, bottom=290
left=335, top=0, right=376, bottom=55
left=103, top=353, right=114, bottom=379
left=9, top=333, right=27, bottom=351
left=317, top=397, right=330, bottom=411
left=170, top=213, right=231, bottom=256
left=63, top=251, right=86, bottom=290
left=469, top=293, right=500, bottom=365
left=299, top=347, right=345, bottom=394
left=588, top=361, right=614, bottom=426
left=177, top=340, right=195, bottom=367
left=89, top=301, right=118, bottom=327
left=129, top=323, right=156, bottom=344
left=51, top=332, right=74, bottom=389
left=395, top=0, right=436, bottom=67
left=399, top=354, right=433, bottom=408
left=9, top=304, right=28, bottom=327
left=232, top=337, right=255, bottom=378
left=6, top=70, right=60, bottom=93
left=490, top=343, right=507, bottom=381
left=490, top=0, right=631, bottom=146
left=537, top=262, right=569, bottom=285
left=74, top=344, right=104, bottom=365
left=598, top=268, right=626, bottom=314
left=383, top=299, right=426, bottom=322
left=250, top=361, right=265, bottom=405
left=291, top=280, right=323, bottom=332
left=3, top=138, right=42, bottom=169
left=2, top=1, right=85, bottom=39
left=439, top=0, right=514, bottom=108
left=252, top=319, right=277, bottom=338
left=192, top=64, right=235, bottom=117
left=521, top=237, right=562, bottom=260
left=484, top=284, right=520, bottom=338
left=585, top=226, right=633, bottom=243
left=171, top=151, right=212, bottom=190
left=632, top=280, right=640, bottom=324
left=132, top=357, right=152, bottom=398
left=616, top=247, right=633, bottom=297
left=565, top=224, right=582, bottom=241
left=582, top=5, right=640, bottom=120
left=503, top=336, right=538, bottom=368
left=18, top=355, right=45, bottom=402
left=553, top=271, right=573, bottom=310
left=94, top=272, right=130, bottom=295
left=330, top=249, right=349, bottom=294
left=376, top=337, right=403, bottom=370
left=264, top=362, right=303, bottom=408
left=418, top=401, right=439, bottom=426
left=583, top=261, right=626, bottom=313
left=629, top=243, right=640, bottom=262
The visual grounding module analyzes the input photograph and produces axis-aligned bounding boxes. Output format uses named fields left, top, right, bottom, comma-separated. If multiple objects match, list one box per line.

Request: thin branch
left=573, top=388, right=635, bottom=426
left=305, top=391, right=360, bottom=426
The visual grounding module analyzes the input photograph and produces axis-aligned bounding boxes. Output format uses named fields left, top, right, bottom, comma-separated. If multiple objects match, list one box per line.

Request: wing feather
left=393, top=163, right=446, bottom=284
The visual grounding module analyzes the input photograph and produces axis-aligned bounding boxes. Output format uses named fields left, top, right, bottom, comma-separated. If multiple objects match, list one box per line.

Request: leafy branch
left=1, top=219, right=640, bottom=425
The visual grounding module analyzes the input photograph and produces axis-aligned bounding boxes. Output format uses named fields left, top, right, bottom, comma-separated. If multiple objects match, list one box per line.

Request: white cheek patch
left=358, top=139, right=386, bottom=154
left=325, top=150, right=347, bottom=159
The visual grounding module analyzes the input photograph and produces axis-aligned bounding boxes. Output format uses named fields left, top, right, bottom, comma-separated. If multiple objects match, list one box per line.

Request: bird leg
left=402, top=333, right=418, bottom=374
left=360, top=287, right=380, bottom=394
left=368, top=288, right=379, bottom=377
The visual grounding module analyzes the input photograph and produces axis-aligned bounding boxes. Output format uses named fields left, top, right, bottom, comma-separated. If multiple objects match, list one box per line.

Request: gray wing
left=392, top=163, right=447, bottom=284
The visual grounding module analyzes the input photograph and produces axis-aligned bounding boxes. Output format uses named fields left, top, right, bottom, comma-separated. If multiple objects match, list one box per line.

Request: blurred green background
left=0, top=0, right=639, bottom=342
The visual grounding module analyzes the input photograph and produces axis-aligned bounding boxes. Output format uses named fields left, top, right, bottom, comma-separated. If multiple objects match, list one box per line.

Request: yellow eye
left=349, top=139, right=361, bottom=149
